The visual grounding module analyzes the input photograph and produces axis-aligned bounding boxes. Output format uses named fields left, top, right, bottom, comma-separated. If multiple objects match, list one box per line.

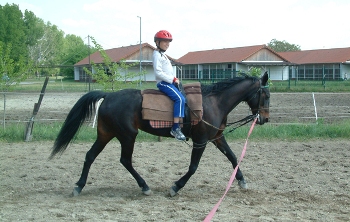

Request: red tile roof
left=177, top=45, right=288, bottom=64
left=76, top=43, right=350, bottom=67
left=279, top=47, right=350, bottom=64
left=75, top=43, right=178, bottom=66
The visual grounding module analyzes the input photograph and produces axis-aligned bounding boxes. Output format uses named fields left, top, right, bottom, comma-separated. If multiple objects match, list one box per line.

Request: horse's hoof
left=238, top=180, right=248, bottom=189
left=169, top=186, right=178, bottom=197
left=72, top=186, right=82, bottom=197
left=142, top=189, right=152, bottom=196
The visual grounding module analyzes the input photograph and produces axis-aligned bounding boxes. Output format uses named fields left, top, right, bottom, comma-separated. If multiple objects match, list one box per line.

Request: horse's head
left=246, top=72, right=270, bottom=125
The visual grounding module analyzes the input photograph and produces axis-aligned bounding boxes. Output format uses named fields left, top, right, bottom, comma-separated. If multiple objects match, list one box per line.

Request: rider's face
left=158, top=40, right=171, bottom=51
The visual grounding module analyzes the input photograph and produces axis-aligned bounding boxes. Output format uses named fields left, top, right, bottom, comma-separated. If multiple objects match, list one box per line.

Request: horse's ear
left=261, top=71, right=268, bottom=86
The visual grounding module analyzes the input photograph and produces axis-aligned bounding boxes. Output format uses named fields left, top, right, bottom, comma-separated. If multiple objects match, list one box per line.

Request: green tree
left=249, top=67, right=262, bottom=77
left=0, top=42, right=30, bottom=91
left=267, top=39, right=301, bottom=52
left=0, top=3, right=28, bottom=61
left=60, top=34, right=92, bottom=78
left=24, top=10, right=45, bottom=47
left=250, top=67, right=272, bottom=86
left=84, top=37, right=141, bottom=91
left=0, top=3, right=91, bottom=80
left=0, top=42, right=32, bottom=129
left=28, top=22, right=64, bottom=77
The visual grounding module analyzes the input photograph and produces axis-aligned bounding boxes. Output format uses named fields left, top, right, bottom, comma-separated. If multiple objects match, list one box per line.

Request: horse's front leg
left=212, top=136, right=248, bottom=189
left=170, top=144, right=206, bottom=197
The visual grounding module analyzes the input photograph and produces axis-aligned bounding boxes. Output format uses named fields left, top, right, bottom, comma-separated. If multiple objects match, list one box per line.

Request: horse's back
left=96, top=89, right=144, bottom=133
left=101, top=89, right=142, bottom=113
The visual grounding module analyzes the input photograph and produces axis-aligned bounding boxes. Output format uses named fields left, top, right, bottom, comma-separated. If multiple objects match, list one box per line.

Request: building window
left=190, top=68, right=196, bottom=79
left=324, top=65, right=333, bottom=80
left=180, top=65, right=198, bottom=80
left=297, top=65, right=305, bottom=79
left=314, top=65, right=323, bottom=80
left=296, top=64, right=340, bottom=80
left=305, top=65, right=313, bottom=80
left=334, top=64, right=340, bottom=79
left=203, top=64, right=210, bottom=79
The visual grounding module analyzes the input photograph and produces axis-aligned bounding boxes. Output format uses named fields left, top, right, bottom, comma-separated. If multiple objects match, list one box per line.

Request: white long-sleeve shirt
left=152, top=50, right=174, bottom=83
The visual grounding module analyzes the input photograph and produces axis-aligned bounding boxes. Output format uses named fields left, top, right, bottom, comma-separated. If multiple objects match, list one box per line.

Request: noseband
left=248, top=79, right=269, bottom=116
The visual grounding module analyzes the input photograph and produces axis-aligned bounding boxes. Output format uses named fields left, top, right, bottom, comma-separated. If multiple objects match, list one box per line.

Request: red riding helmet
left=154, top=30, right=173, bottom=42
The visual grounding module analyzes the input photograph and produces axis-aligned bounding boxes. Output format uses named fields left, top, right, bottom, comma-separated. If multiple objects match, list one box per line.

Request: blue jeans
left=157, top=81, right=186, bottom=118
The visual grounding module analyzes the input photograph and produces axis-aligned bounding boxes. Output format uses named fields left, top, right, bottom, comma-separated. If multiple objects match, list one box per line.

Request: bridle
left=183, top=79, right=269, bottom=149
left=247, top=79, right=270, bottom=122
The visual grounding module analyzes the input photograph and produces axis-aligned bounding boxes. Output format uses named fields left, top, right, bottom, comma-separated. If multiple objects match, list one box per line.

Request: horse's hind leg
left=212, top=136, right=247, bottom=189
left=73, top=137, right=110, bottom=196
left=119, top=137, right=151, bottom=195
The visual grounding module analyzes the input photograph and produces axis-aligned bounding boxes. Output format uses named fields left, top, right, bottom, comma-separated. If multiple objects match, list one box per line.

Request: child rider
left=152, top=30, right=186, bottom=141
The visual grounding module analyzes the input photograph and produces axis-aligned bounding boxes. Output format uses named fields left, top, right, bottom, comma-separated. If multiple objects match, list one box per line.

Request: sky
left=2, top=0, right=350, bottom=59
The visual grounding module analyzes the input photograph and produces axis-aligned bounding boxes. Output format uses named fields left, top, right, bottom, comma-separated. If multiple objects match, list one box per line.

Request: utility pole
left=88, top=35, right=91, bottom=91
left=137, top=16, right=142, bottom=85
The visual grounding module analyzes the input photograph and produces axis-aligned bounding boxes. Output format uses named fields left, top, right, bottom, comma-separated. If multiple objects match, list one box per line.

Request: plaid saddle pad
left=142, top=82, right=202, bottom=128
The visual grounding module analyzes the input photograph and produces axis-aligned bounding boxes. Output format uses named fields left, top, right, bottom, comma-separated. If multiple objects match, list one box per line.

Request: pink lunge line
left=203, top=118, right=257, bottom=222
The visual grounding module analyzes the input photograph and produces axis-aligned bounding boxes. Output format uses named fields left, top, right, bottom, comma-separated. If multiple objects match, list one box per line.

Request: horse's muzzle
left=257, top=114, right=268, bottom=125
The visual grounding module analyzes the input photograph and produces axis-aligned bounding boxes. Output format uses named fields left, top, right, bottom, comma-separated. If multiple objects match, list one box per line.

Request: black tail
left=50, top=91, right=107, bottom=159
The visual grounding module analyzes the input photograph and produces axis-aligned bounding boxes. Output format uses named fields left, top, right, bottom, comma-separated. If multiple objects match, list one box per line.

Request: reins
left=182, top=113, right=258, bottom=149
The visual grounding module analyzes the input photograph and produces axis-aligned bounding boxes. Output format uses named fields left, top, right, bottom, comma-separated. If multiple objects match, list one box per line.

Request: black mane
left=201, top=75, right=257, bottom=96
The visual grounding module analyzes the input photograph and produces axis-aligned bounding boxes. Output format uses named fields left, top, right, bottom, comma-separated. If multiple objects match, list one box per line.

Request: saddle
left=141, top=82, right=203, bottom=128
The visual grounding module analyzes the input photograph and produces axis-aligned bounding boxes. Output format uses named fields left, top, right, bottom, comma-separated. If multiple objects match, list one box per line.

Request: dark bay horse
left=50, top=72, right=270, bottom=197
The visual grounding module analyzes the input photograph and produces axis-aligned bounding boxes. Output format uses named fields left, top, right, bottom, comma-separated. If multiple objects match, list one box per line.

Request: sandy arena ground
left=0, top=91, right=349, bottom=221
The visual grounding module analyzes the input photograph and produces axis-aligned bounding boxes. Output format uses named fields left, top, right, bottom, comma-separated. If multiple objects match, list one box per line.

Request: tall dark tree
left=267, top=39, right=301, bottom=52
left=0, top=3, right=27, bottom=61
left=24, top=10, right=45, bottom=47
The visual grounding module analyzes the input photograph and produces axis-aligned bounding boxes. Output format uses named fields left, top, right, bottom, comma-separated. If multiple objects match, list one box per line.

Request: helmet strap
left=158, top=46, right=166, bottom=53
left=156, top=41, right=166, bottom=54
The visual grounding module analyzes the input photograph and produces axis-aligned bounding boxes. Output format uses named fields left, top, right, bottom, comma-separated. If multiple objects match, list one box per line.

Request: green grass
left=269, top=79, right=350, bottom=92
left=0, top=121, right=162, bottom=143
left=1, top=119, right=349, bottom=143
left=225, top=120, right=350, bottom=141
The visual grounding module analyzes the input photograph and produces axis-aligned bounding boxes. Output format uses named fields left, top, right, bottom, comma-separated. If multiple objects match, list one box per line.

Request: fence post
left=288, top=72, right=291, bottom=89
left=312, top=92, right=318, bottom=124
left=24, top=76, right=49, bottom=142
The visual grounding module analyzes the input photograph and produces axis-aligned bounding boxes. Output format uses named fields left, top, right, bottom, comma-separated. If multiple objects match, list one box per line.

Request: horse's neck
left=216, top=81, right=256, bottom=115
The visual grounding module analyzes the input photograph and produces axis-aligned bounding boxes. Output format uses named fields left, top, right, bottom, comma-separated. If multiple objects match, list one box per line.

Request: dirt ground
left=1, top=140, right=349, bottom=221
left=0, top=92, right=350, bottom=221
